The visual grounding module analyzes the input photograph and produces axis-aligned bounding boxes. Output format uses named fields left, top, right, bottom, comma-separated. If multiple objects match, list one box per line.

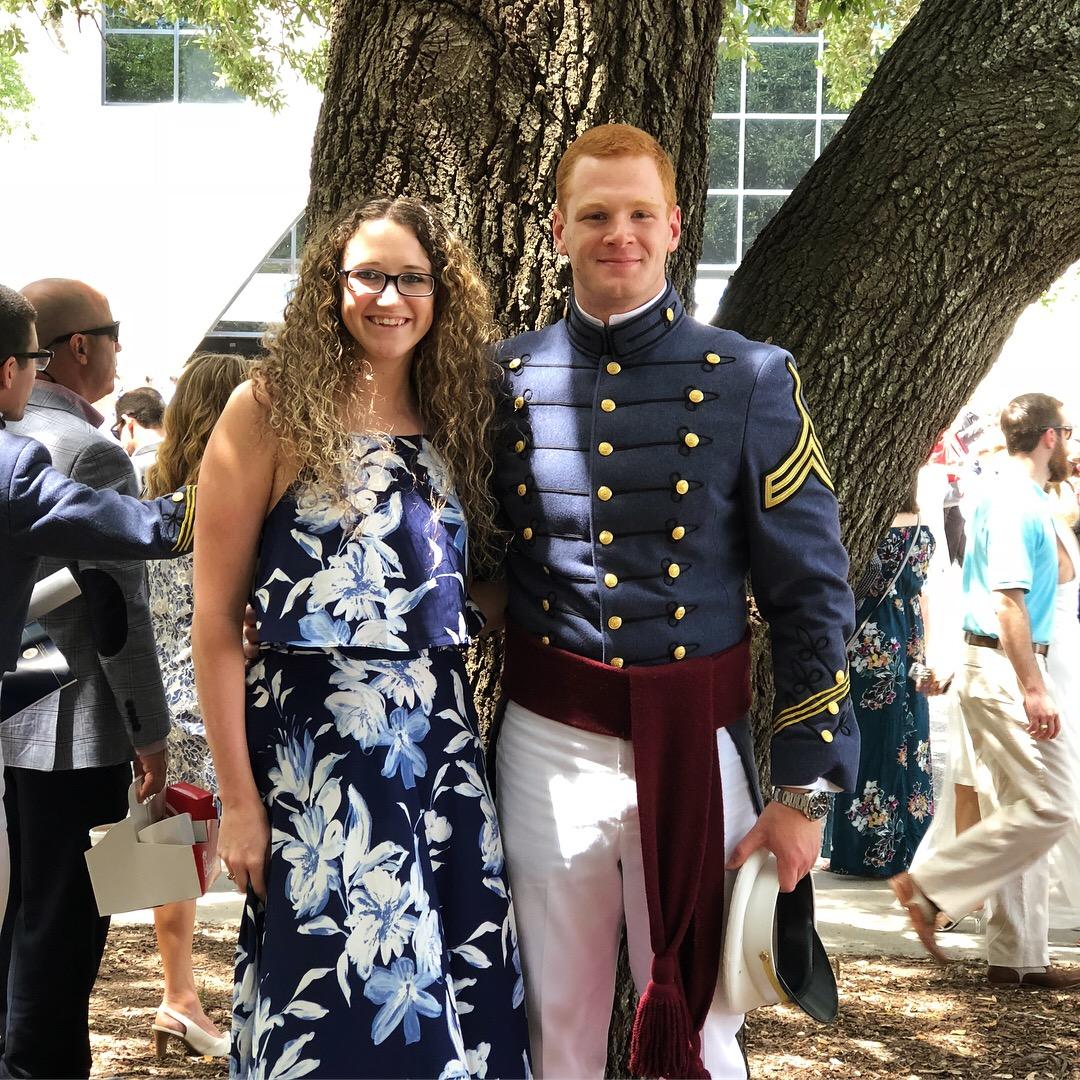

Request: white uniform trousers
left=912, top=644, right=1075, bottom=967
left=496, top=699, right=759, bottom=1080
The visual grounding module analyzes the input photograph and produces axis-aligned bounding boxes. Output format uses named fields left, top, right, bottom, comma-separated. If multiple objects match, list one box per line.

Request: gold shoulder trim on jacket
left=762, top=361, right=834, bottom=510
left=172, top=484, right=196, bottom=553
left=772, top=669, right=850, bottom=734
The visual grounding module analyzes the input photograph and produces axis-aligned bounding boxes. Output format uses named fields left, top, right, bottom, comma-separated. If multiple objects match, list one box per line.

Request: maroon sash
left=503, top=623, right=752, bottom=1079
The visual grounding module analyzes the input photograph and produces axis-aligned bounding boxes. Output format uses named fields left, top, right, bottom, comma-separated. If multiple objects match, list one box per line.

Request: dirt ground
left=91, top=926, right=1079, bottom=1079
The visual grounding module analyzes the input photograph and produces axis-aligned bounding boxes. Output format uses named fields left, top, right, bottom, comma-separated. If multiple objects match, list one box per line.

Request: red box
left=164, top=782, right=220, bottom=894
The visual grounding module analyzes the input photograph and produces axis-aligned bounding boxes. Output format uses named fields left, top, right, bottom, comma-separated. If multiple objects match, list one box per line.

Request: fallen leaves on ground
left=91, top=930, right=1079, bottom=1079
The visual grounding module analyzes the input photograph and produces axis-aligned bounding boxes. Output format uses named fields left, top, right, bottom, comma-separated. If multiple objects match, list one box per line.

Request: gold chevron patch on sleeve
left=173, top=484, right=197, bottom=553
left=773, top=669, right=850, bottom=734
left=762, top=361, right=834, bottom=510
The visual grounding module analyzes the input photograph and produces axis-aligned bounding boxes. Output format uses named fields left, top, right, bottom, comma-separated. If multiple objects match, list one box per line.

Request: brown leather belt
left=964, top=631, right=1049, bottom=657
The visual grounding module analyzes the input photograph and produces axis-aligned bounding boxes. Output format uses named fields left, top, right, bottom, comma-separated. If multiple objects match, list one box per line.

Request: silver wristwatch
left=769, top=786, right=833, bottom=821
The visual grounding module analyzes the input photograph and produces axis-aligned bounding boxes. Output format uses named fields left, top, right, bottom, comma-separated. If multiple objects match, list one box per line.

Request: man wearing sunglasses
left=1, top=280, right=178, bottom=1078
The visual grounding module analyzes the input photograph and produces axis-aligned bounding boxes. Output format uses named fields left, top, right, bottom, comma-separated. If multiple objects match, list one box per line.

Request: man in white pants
left=892, top=393, right=1080, bottom=989
left=491, top=125, right=859, bottom=1078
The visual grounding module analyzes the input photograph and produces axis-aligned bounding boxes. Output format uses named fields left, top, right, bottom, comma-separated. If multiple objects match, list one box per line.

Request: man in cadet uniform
left=0, top=282, right=194, bottom=1080
left=491, top=125, right=858, bottom=1079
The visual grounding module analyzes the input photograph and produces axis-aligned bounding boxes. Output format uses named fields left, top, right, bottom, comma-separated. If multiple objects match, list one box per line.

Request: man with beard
left=892, top=393, right=1080, bottom=989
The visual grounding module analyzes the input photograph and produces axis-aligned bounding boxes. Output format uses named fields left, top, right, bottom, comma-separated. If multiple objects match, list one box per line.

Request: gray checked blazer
left=3, top=383, right=170, bottom=770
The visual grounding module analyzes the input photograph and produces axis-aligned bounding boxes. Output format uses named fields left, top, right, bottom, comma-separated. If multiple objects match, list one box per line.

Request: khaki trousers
left=913, top=644, right=1075, bottom=967
left=496, top=700, right=758, bottom=1080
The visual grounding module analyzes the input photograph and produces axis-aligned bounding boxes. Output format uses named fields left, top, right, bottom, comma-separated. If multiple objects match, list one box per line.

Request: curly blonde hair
left=252, top=197, right=502, bottom=572
left=145, top=352, right=250, bottom=497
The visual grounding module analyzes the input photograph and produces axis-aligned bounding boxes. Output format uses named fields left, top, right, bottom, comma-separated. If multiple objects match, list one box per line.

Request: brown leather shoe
left=987, top=965, right=1080, bottom=989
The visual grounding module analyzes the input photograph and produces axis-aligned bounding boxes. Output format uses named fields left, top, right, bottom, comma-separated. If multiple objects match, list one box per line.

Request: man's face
left=1048, top=421, right=1072, bottom=484
left=1, top=326, right=41, bottom=421
left=81, top=297, right=120, bottom=402
left=553, top=153, right=681, bottom=321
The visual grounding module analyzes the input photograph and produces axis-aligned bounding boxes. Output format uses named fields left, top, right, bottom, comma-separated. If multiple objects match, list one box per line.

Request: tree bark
left=715, top=0, right=1080, bottom=762
left=309, top=0, right=1080, bottom=1074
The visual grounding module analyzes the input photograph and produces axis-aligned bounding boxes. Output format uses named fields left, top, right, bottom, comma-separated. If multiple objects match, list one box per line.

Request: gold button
left=610, top=657, right=624, bottom=668
left=706, top=352, right=721, bottom=365
left=671, top=525, right=685, bottom=541
left=827, top=701, right=840, bottom=715
left=667, top=564, right=681, bottom=579
left=675, top=480, right=690, bottom=495
left=604, top=573, right=618, bottom=588
left=664, top=307, right=674, bottom=322
left=688, top=389, right=704, bottom=404
left=684, top=432, right=699, bottom=448
left=542, top=565, right=551, bottom=575
left=673, top=645, right=687, bottom=660
left=21, top=647, right=38, bottom=660
left=513, top=396, right=525, bottom=410
left=597, top=486, right=612, bottom=501
left=835, top=670, right=845, bottom=683
left=514, top=439, right=526, bottom=453
left=522, top=527, right=534, bottom=540
left=601, top=398, right=616, bottom=412
left=171, top=491, right=184, bottom=502
left=608, top=616, right=622, bottom=630
left=508, top=357, right=522, bottom=370
left=542, top=599, right=550, bottom=612
left=606, top=361, right=621, bottom=375
left=598, top=441, right=613, bottom=456
left=541, top=635, right=551, bottom=645
left=516, top=483, right=527, bottom=496
left=599, top=530, right=614, bottom=545
left=821, top=729, right=834, bottom=743
left=673, top=606, right=686, bottom=620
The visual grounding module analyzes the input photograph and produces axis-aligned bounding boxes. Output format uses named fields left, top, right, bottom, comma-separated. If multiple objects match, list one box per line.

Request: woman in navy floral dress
left=827, top=512, right=937, bottom=877
left=193, top=198, right=530, bottom=1078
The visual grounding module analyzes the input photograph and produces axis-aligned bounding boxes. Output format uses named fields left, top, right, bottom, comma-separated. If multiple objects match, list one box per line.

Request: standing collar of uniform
left=30, top=378, right=104, bottom=428
left=564, top=279, right=685, bottom=359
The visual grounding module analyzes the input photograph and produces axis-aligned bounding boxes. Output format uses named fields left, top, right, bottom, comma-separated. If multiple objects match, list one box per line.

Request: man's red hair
left=555, top=124, right=677, bottom=210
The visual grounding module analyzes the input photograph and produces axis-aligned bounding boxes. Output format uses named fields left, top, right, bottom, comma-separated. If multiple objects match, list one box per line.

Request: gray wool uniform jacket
left=3, top=383, right=171, bottom=770
left=494, top=283, right=859, bottom=792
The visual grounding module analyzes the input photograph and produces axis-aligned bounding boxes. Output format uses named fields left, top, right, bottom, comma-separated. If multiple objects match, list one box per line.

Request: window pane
left=742, top=195, right=787, bottom=255
left=707, top=121, right=739, bottom=190
left=179, top=38, right=240, bottom=102
left=746, top=21, right=808, bottom=39
left=744, top=119, right=815, bottom=188
left=104, top=33, right=174, bottom=103
left=294, top=216, right=308, bottom=255
left=820, top=117, right=845, bottom=150
left=701, top=196, right=737, bottom=265
left=745, top=43, right=818, bottom=113
left=268, top=232, right=292, bottom=261
left=713, top=57, right=741, bottom=113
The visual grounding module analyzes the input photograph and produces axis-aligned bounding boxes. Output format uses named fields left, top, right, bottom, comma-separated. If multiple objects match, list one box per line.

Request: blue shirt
left=962, top=471, right=1057, bottom=645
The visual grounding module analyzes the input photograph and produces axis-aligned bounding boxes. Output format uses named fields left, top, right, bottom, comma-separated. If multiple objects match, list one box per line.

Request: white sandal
left=152, top=1003, right=230, bottom=1059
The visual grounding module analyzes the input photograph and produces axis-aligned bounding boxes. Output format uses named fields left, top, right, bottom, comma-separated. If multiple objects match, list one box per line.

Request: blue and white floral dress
left=233, top=435, right=530, bottom=1079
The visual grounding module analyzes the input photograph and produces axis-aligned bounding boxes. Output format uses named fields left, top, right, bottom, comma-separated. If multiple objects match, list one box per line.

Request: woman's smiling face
left=339, top=218, right=436, bottom=368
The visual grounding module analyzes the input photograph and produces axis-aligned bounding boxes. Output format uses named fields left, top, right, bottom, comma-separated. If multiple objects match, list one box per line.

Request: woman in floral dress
left=193, top=198, right=530, bottom=1078
left=827, top=505, right=937, bottom=877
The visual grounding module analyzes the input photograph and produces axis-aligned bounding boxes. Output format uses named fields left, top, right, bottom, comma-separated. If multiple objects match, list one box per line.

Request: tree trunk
left=716, top=0, right=1080, bottom=759
left=309, top=0, right=1080, bottom=1074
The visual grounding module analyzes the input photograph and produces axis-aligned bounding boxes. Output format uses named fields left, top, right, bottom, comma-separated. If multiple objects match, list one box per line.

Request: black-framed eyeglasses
left=110, top=418, right=127, bottom=439
left=1039, top=425, right=1074, bottom=439
left=338, top=269, right=437, bottom=298
left=11, top=349, right=54, bottom=372
left=47, top=321, right=121, bottom=347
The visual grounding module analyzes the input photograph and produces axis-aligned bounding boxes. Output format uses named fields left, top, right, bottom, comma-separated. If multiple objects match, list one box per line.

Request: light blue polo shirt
left=962, top=472, right=1057, bottom=645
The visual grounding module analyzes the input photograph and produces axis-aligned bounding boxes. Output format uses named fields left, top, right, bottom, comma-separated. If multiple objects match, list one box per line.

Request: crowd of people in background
left=0, top=120, right=1077, bottom=1080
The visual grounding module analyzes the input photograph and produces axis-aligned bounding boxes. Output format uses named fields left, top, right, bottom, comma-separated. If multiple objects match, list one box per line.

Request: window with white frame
left=701, top=25, right=848, bottom=279
left=102, top=7, right=240, bottom=105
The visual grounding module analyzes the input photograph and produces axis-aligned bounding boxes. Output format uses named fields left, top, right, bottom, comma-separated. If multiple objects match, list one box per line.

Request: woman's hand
left=220, top=797, right=271, bottom=901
